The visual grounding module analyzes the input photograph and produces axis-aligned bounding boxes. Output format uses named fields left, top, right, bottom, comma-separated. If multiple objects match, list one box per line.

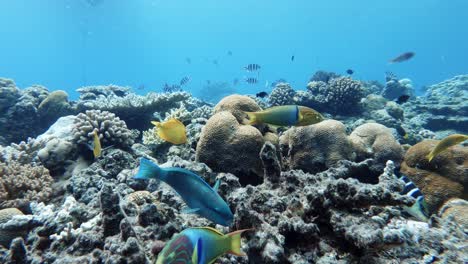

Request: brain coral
left=72, top=110, right=138, bottom=149
left=401, top=140, right=467, bottom=213
left=0, top=208, right=25, bottom=248
left=268, top=83, right=296, bottom=107
left=196, top=111, right=265, bottom=185
left=0, top=161, right=53, bottom=210
left=280, top=120, right=355, bottom=173
left=213, top=94, right=261, bottom=123
left=349, top=123, right=404, bottom=169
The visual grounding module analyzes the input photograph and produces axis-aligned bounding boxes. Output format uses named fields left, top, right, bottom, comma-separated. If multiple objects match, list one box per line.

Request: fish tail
left=426, top=153, right=433, bottom=162
left=226, top=229, right=252, bottom=256
left=244, top=112, right=258, bottom=125
left=134, top=158, right=165, bottom=180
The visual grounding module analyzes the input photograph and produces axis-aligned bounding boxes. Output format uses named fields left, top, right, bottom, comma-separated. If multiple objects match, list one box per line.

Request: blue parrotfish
left=398, top=173, right=430, bottom=222
left=134, top=158, right=234, bottom=226
left=156, top=227, right=250, bottom=264
left=245, top=105, right=324, bottom=127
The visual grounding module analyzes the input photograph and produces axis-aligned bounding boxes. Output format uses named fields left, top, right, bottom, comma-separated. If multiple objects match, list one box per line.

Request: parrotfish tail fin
left=226, top=229, right=253, bottom=256
left=134, top=158, right=164, bottom=180
left=244, top=112, right=257, bottom=125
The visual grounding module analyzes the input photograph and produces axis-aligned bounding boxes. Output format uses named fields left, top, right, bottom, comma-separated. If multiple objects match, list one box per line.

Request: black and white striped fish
left=245, top=77, right=258, bottom=84
left=180, top=76, right=191, bottom=86
left=244, top=63, right=261, bottom=72
left=398, top=174, right=430, bottom=221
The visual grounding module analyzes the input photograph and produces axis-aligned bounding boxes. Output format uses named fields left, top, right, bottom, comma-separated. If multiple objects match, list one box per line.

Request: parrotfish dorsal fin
left=193, top=226, right=224, bottom=237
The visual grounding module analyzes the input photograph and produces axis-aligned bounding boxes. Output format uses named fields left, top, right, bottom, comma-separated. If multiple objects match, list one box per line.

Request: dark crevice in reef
left=238, top=171, right=264, bottom=187
left=346, top=164, right=380, bottom=184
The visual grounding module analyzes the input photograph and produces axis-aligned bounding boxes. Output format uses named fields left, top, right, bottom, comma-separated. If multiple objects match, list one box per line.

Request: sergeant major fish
left=134, top=158, right=234, bottom=226
left=244, top=63, right=261, bottom=72
left=245, top=77, right=258, bottom=84
left=397, top=172, right=430, bottom=221
left=156, top=227, right=250, bottom=264
left=245, top=105, right=324, bottom=127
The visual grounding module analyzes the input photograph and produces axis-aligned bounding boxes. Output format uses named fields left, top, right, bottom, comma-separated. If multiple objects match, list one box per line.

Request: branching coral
left=76, top=84, right=131, bottom=100
left=0, top=161, right=53, bottom=209
left=305, top=77, right=364, bottom=115
left=268, top=83, right=296, bottom=107
left=72, top=110, right=137, bottom=149
left=76, top=91, right=191, bottom=130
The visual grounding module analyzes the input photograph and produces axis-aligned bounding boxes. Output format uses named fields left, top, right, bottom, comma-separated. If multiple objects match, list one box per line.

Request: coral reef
left=76, top=91, right=191, bottom=131
left=381, top=76, right=414, bottom=100
left=213, top=94, right=261, bottom=123
left=349, top=123, right=404, bottom=171
left=280, top=120, right=354, bottom=173
left=37, top=90, right=73, bottom=123
left=0, top=208, right=25, bottom=248
left=268, top=83, right=296, bottom=107
left=196, top=111, right=265, bottom=185
left=76, top=84, right=131, bottom=100
left=72, top=110, right=138, bottom=150
left=401, top=140, right=467, bottom=213
left=0, top=82, right=70, bottom=145
left=405, top=75, right=468, bottom=135
left=305, top=77, right=364, bottom=115
left=438, top=198, right=468, bottom=231
left=0, top=161, right=53, bottom=210
left=281, top=120, right=403, bottom=175
left=309, top=70, right=340, bottom=83
left=1, top=74, right=467, bottom=264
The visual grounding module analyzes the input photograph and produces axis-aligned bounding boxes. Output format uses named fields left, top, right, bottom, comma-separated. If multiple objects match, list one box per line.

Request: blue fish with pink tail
left=133, top=158, right=234, bottom=226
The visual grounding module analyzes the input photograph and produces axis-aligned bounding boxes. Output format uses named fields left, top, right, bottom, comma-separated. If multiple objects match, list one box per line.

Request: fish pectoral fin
left=213, top=179, right=221, bottom=192
left=181, top=207, right=201, bottom=214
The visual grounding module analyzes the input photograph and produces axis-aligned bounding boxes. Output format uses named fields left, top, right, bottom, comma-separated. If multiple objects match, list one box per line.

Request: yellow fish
left=427, top=134, right=468, bottom=162
left=245, top=105, right=323, bottom=127
left=92, top=130, right=102, bottom=158
left=152, top=118, right=187, bottom=145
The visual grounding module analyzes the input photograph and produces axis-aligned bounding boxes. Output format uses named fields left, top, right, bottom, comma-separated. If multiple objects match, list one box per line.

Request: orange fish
left=151, top=118, right=187, bottom=145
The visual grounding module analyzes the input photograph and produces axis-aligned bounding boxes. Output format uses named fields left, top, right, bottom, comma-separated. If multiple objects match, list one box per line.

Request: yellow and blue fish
left=152, top=118, right=187, bottom=145
left=244, top=105, right=324, bottom=126
left=156, top=227, right=250, bottom=264
left=134, top=158, right=233, bottom=226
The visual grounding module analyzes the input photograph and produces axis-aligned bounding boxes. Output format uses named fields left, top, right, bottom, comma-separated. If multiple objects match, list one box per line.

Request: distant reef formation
left=0, top=74, right=466, bottom=263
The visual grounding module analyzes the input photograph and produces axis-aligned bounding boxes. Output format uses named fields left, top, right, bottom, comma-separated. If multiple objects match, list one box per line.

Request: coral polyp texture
left=268, top=82, right=296, bottom=106
left=0, top=161, right=53, bottom=210
left=304, top=76, right=364, bottom=115
left=72, top=109, right=137, bottom=149
left=0, top=74, right=467, bottom=264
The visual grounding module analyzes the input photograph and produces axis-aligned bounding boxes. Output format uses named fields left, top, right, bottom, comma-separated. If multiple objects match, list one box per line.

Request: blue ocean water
left=1, top=0, right=467, bottom=100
